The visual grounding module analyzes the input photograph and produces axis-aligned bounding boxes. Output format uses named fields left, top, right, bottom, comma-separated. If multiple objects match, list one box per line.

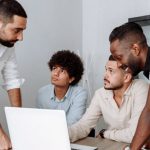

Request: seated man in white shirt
left=69, top=55, right=149, bottom=143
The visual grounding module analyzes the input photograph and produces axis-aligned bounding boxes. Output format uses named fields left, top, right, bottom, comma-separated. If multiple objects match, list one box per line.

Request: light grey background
left=1, top=0, right=150, bottom=133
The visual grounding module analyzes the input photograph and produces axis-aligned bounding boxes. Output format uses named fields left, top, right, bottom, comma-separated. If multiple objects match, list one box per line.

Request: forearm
left=104, top=127, right=134, bottom=143
left=69, top=123, right=91, bottom=142
left=131, top=87, right=150, bottom=150
left=7, top=88, right=22, bottom=107
left=130, top=107, right=150, bottom=150
left=69, top=103, right=100, bottom=142
left=0, top=124, right=12, bottom=149
left=67, top=105, right=86, bottom=125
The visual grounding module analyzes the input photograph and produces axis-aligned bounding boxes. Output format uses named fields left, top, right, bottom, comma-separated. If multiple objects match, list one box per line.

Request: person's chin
left=51, top=80, right=59, bottom=85
left=104, top=81, right=110, bottom=87
left=104, top=86, right=110, bottom=90
left=1, top=42, right=14, bottom=47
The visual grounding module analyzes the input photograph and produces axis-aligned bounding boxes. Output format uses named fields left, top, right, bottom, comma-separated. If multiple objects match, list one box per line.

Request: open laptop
left=5, top=107, right=97, bottom=150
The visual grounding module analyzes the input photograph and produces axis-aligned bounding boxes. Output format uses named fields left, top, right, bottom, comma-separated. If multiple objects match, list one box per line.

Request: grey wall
left=0, top=0, right=82, bottom=132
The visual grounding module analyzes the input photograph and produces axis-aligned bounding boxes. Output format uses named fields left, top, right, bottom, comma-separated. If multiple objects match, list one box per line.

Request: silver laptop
left=5, top=107, right=71, bottom=150
left=5, top=107, right=97, bottom=150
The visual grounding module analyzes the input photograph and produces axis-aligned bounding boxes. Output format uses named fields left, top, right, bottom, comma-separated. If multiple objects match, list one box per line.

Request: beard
left=104, top=79, right=123, bottom=90
left=0, top=38, right=18, bottom=47
left=127, top=55, right=142, bottom=76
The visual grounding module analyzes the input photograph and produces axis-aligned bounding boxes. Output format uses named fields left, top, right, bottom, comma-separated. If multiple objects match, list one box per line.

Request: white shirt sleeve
left=1, top=50, right=24, bottom=90
left=69, top=90, right=102, bottom=142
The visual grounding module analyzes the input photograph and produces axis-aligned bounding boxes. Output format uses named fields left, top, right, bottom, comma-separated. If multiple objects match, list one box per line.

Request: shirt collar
left=50, top=85, right=55, bottom=100
left=104, top=81, right=133, bottom=100
left=143, top=47, right=150, bottom=79
left=50, top=85, right=72, bottom=101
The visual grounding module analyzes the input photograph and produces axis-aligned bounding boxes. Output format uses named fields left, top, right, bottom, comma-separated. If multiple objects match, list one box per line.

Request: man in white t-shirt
left=0, top=0, right=27, bottom=149
left=69, top=55, right=149, bottom=143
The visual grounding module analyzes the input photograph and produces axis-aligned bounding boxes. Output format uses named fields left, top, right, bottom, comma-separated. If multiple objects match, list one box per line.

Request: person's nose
left=117, top=61, right=122, bottom=67
left=104, top=71, right=108, bottom=79
left=17, top=32, right=23, bottom=41
left=53, top=68, right=60, bottom=76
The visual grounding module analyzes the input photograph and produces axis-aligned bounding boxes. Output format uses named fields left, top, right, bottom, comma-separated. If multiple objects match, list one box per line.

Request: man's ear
left=124, top=73, right=132, bottom=83
left=69, top=77, right=75, bottom=84
left=131, top=43, right=141, bottom=56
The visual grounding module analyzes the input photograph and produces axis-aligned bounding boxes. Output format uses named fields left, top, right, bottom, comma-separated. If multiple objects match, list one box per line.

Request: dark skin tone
left=110, top=39, right=150, bottom=150
left=130, top=87, right=150, bottom=150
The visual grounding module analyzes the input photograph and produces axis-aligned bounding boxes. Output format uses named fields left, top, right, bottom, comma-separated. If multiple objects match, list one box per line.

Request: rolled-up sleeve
left=69, top=90, right=102, bottom=142
left=1, top=50, right=24, bottom=90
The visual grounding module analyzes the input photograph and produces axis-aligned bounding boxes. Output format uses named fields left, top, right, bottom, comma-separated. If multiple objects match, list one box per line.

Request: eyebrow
left=105, top=66, right=115, bottom=70
left=15, top=27, right=25, bottom=30
left=119, top=64, right=128, bottom=70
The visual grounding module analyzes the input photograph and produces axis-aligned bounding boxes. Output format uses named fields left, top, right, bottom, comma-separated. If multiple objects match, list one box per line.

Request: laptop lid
left=5, top=107, right=71, bottom=150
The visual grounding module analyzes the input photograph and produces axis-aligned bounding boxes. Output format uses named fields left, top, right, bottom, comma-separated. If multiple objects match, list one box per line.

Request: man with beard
left=109, top=22, right=150, bottom=150
left=0, top=0, right=27, bottom=149
left=69, top=55, right=149, bottom=143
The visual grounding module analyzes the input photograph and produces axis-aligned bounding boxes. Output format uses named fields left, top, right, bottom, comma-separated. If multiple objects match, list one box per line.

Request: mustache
left=104, top=78, right=110, bottom=83
left=8, top=39, right=18, bottom=43
left=0, top=39, right=18, bottom=43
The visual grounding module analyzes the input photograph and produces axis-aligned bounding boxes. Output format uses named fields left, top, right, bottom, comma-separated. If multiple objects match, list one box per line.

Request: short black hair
left=108, top=55, right=115, bottom=61
left=0, top=0, right=27, bottom=23
left=48, top=50, right=84, bottom=85
left=109, top=22, right=147, bottom=48
left=108, top=54, right=129, bottom=71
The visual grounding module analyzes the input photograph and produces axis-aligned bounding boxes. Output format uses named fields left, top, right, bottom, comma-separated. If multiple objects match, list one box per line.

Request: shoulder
left=95, top=87, right=108, bottom=97
left=131, top=79, right=149, bottom=89
left=70, top=85, right=87, bottom=94
left=129, top=79, right=149, bottom=95
left=69, top=85, right=88, bottom=102
left=38, top=84, right=53, bottom=93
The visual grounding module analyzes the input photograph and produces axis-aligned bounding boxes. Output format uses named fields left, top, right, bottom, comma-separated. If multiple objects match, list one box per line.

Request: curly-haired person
left=36, top=50, right=88, bottom=126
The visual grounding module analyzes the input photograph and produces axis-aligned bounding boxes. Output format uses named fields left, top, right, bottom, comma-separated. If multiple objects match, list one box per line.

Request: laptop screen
left=5, top=107, right=71, bottom=150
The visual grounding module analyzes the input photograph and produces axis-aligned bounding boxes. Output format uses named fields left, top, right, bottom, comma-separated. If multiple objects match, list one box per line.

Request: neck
left=113, top=82, right=131, bottom=108
left=54, top=85, right=69, bottom=100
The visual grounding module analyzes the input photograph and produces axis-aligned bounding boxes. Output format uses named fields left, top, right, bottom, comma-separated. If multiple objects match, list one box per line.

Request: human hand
left=0, top=126, right=12, bottom=150
left=144, top=138, right=150, bottom=149
left=96, top=133, right=101, bottom=138
left=123, top=145, right=130, bottom=150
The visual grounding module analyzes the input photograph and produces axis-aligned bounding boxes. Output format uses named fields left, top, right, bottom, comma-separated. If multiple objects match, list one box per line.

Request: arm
left=2, top=51, right=24, bottom=106
left=0, top=124, right=11, bottom=149
left=130, top=86, right=150, bottom=150
left=69, top=90, right=102, bottom=142
left=7, top=88, right=22, bottom=107
left=104, top=80, right=149, bottom=143
left=67, top=88, right=88, bottom=125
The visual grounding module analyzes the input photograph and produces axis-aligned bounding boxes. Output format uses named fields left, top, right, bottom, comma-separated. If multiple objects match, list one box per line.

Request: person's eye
left=13, top=29, right=20, bottom=34
left=60, top=67, right=65, bottom=73
left=116, top=56, right=122, bottom=61
left=109, top=69, right=114, bottom=74
left=52, top=67, right=56, bottom=70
